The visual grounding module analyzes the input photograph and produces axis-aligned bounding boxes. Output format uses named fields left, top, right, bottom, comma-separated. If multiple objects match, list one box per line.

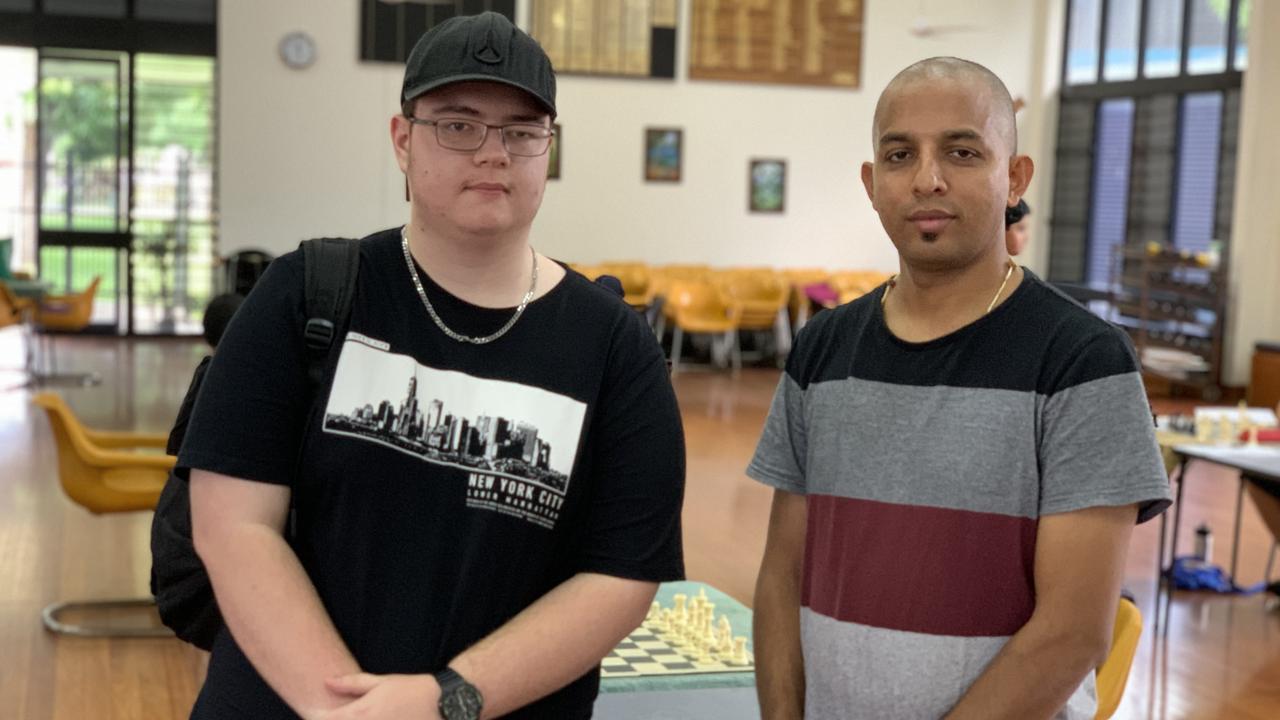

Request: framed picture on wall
left=749, top=158, right=786, bottom=213
left=547, top=123, right=562, bottom=180
left=644, top=128, right=682, bottom=182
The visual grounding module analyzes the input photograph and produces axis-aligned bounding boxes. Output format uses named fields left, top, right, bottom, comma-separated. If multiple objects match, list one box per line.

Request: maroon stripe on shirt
left=801, top=494, right=1038, bottom=637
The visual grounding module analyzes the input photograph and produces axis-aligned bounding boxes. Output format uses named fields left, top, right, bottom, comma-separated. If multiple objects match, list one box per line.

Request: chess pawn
left=659, top=609, right=672, bottom=632
left=717, top=616, right=732, bottom=651
left=1218, top=415, right=1234, bottom=443
left=697, top=587, right=708, bottom=604
left=680, top=618, right=695, bottom=646
left=646, top=601, right=660, bottom=623
left=673, top=593, right=687, bottom=622
left=732, top=637, right=749, bottom=665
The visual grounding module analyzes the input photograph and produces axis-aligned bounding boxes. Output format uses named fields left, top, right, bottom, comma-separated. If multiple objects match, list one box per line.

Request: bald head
left=873, top=57, right=1017, bottom=156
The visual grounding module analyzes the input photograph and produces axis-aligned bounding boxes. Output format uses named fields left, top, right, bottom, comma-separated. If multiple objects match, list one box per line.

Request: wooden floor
left=1, top=333, right=1277, bottom=719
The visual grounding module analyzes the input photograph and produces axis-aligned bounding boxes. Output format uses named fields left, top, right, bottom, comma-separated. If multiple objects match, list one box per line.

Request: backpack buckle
left=304, top=318, right=335, bottom=350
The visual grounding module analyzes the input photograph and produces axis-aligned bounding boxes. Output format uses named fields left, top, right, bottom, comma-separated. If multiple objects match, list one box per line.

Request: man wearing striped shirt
left=749, top=57, right=1171, bottom=720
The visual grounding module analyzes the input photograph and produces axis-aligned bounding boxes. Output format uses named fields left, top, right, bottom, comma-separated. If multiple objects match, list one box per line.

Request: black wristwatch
left=434, top=667, right=484, bottom=720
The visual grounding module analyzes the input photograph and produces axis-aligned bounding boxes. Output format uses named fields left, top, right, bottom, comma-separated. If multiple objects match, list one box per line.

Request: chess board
left=601, top=623, right=754, bottom=678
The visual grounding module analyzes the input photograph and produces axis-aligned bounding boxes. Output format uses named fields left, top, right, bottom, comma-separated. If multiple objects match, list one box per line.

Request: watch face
left=440, top=684, right=483, bottom=720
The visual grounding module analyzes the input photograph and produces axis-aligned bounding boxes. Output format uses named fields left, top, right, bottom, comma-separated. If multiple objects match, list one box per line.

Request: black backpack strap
left=301, top=238, right=361, bottom=386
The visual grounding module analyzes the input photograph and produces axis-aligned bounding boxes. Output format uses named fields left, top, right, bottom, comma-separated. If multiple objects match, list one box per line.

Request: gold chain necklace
left=881, top=258, right=1016, bottom=314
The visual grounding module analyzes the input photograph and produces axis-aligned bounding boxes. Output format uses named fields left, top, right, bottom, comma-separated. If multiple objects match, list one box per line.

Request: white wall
left=190, top=0, right=1280, bottom=387
left=218, top=0, right=1047, bottom=274
left=1224, top=0, right=1280, bottom=387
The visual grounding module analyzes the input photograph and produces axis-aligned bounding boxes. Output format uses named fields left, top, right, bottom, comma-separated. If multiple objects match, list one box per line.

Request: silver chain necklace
left=400, top=225, right=538, bottom=345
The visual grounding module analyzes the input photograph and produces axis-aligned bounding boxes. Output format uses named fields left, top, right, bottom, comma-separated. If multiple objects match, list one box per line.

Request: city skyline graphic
left=322, top=335, right=587, bottom=500
left=325, top=372, right=570, bottom=491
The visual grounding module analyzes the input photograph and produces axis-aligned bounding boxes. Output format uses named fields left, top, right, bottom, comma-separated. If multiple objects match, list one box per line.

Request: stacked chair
left=32, top=392, right=175, bottom=637
left=567, top=260, right=893, bottom=372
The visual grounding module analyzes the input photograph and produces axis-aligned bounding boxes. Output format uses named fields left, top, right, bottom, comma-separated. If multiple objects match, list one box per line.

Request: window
left=1234, top=0, right=1250, bottom=70
left=1186, top=0, right=1230, bottom=74
left=1143, top=0, right=1183, bottom=77
left=1172, top=92, right=1223, bottom=253
left=135, top=0, right=215, bottom=23
left=1066, top=0, right=1103, bottom=84
left=1087, top=99, right=1135, bottom=283
left=1049, top=0, right=1246, bottom=287
left=43, top=0, right=127, bottom=18
left=1, top=3, right=218, bottom=335
left=1103, top=0, right=1140, bottom=81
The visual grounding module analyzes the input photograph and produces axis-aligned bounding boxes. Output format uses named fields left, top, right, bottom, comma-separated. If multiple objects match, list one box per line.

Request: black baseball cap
left=400, top=12, right=557, bottom=119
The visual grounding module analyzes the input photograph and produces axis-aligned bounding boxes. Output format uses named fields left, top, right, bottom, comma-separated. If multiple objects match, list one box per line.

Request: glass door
left=36, top=49, right=129, bottom=332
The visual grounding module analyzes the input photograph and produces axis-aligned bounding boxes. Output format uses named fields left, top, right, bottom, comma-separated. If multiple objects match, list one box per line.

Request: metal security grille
left=130, top=53, right=216, bottom=334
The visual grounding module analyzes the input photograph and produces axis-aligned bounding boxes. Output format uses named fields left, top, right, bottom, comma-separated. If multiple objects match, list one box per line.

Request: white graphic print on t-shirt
left=322, top=334, right=587, bottom=529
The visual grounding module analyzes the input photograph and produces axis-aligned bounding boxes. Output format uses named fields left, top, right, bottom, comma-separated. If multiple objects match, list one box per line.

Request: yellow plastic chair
left=598, top=262, right=651, bottom=309
left=648, top=265, right=712, bottom=338
left=36, top=276, right=100, bottom=332
left=1094, top=597, right=1142, bottom=719
left=782, top=269, right=830, bottom=329
left=32, top=392, right=175, bottom=637
left=830, top=270, right=892, bottom=305
left=665, top=281, right=741, bottom=373
left=572, top=264, right=604, bottom=281
left=714, top=270, right=792, bottom=363
left=0, top=280, right=36, bottom=318
left=0, top=286, right=21, bottom=329
left=30, top=277, right=103, bottom=384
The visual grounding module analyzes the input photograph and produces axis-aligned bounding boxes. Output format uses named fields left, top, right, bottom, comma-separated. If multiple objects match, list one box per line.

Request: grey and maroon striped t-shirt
left=748, top=269, right=1171, bottom=719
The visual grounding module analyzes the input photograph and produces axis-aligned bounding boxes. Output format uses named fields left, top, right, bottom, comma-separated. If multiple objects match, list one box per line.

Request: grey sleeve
left=746, top=373, right=809, bottom=494
left=1039, top=359, right=1172, bottom=523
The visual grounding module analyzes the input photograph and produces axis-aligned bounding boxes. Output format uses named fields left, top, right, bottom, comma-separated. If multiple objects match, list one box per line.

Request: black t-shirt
left=178, top=228, right=686, bottom=719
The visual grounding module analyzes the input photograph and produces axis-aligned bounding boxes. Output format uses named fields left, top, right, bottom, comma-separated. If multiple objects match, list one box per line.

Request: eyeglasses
left=406, top=116, right=555, bottom=157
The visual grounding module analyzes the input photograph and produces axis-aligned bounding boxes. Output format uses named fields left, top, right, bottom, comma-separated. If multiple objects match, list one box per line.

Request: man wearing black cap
left=180, top=12, right=685, bottom=720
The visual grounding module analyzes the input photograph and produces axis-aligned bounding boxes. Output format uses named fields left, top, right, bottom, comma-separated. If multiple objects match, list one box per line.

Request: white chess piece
left=732, top=637, right=749, bottom=665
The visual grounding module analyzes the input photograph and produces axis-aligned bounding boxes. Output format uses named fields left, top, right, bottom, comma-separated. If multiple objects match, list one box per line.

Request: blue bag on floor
left=1169, top=557, right=1267, bottom=594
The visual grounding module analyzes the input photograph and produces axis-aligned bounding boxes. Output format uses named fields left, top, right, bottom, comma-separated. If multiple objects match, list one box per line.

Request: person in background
left=1006, top=198, right=1031, bottom=256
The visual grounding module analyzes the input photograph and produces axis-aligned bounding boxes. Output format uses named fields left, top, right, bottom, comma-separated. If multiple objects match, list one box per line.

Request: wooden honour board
left=689, top=0, right=863, bottom=88
left=530, top=0, right=678, bottom=78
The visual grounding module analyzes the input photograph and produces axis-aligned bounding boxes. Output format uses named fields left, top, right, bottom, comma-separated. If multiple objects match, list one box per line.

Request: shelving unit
left=1108, top=244, right=1227, bottom=399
